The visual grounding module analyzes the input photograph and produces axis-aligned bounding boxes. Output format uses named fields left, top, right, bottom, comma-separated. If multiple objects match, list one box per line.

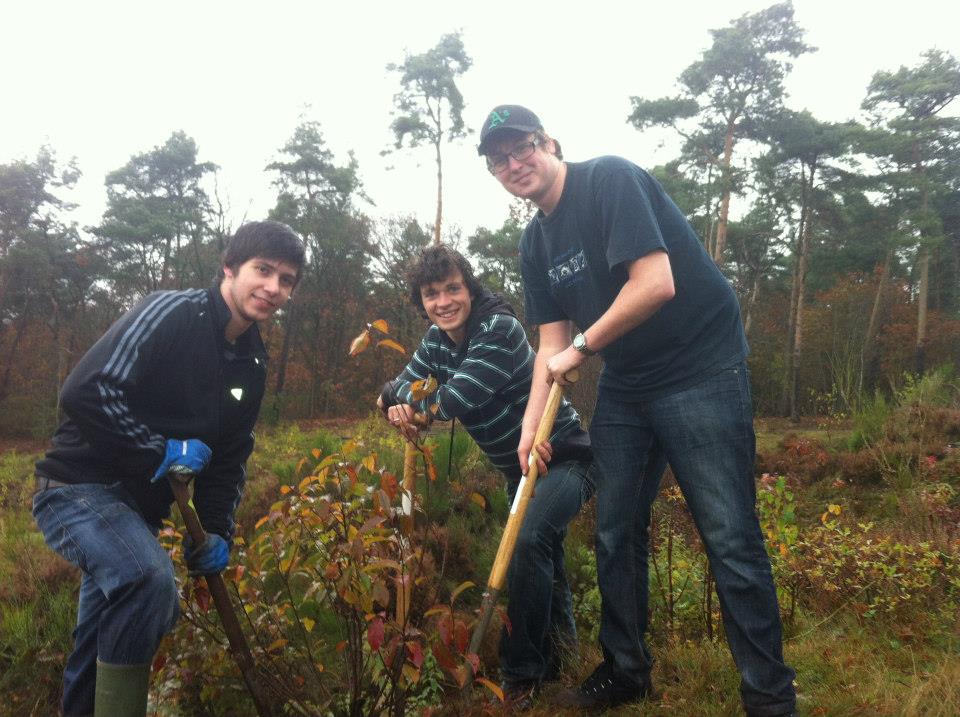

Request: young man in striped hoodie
left=378, top=244, right=595, bottom=710
left=33, top=221, right=305, bottom=717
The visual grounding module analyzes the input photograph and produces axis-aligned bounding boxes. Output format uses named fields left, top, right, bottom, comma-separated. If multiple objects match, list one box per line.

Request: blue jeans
left=499, top=459, right=595, bottom=686
left=32, top=481, right=180, bottom=717
left=589, top=363, right=795, bottom=717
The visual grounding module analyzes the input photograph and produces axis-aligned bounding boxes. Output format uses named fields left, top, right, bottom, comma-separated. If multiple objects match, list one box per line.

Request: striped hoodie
left=382, top=290, right=590, bottom=479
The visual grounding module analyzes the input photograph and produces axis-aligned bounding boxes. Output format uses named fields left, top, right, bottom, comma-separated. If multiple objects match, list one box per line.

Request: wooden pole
left=168, top=471, right=275, bottom=717
left=464, top=372, right=577, bottom=685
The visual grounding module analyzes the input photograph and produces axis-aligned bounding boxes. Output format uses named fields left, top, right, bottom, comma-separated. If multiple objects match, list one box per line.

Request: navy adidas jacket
left=35, top=286, right=268, bottom=539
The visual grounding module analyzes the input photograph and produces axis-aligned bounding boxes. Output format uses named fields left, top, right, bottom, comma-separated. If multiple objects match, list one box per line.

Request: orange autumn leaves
left=348, top=319, right=406, bottom=357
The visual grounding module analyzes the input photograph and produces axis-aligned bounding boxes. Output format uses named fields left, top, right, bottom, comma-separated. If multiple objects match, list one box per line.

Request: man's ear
left=222, top=265, right=235, bottom=280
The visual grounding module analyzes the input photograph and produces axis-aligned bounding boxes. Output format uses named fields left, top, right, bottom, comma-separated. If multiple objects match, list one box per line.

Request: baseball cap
left=477, top=105, right=543, bottom=155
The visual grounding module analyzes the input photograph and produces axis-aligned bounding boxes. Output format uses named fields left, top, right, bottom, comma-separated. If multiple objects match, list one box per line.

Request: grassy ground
left=2, top=411, right=958, bottom=716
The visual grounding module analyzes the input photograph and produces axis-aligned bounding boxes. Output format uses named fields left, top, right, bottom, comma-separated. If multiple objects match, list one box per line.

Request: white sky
left=3, top=0, right=959, bottom=239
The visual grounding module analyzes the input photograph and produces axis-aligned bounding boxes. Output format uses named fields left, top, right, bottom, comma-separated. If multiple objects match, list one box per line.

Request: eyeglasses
left=486, top=137, right=542, bottom=174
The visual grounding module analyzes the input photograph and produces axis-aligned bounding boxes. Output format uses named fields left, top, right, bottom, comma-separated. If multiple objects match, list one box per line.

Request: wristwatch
left=572, top=332, right=596, bottom=356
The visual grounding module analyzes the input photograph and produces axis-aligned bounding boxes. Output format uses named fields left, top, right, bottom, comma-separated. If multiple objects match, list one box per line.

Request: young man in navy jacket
left=33, top=220, right=305, bottom=717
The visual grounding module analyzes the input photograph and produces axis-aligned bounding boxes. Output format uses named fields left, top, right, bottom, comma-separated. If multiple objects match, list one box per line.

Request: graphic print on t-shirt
left=546, top=250, right=588, bottom=289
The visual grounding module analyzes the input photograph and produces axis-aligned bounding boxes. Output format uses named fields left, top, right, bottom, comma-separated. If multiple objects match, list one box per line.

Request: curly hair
left=406, top=244, right=483, bottom=318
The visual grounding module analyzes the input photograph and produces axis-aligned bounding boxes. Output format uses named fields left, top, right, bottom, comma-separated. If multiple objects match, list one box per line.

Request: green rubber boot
left=94, top=660, right=151, bottom=717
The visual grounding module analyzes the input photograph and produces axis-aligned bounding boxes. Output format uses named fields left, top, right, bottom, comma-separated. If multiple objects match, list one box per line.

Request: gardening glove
left=151, top=438, right=212, bottom=483
left=183, top=533, right=230, bottom=576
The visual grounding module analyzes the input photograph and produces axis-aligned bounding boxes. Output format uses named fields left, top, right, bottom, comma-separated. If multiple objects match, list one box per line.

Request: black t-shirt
left=520, top=156, right=748, bottom=400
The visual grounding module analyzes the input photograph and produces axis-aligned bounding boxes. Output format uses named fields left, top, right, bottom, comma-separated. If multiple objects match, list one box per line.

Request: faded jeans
left=500, top=458, right=595, bottom=686
left=589, top=363, right=796, bottom=717
left=32, top=481, right=180, bottom=717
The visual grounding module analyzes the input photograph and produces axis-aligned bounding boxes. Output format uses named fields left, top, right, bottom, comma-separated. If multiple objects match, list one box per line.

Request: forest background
left=1, top=1, right=959, bottom=431
left=1, top=1, right=960, bottom=715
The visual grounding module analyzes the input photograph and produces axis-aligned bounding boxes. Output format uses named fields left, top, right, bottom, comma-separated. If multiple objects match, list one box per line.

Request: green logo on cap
left=488, top=109, right=511, bottom=130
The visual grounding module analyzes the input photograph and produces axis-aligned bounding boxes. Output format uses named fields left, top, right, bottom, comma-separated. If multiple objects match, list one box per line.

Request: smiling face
left=487, top=131, right=565, bottom=212
left=220, top=256, right=299, bottom=341
left=419, top=270, right=473, bottom=344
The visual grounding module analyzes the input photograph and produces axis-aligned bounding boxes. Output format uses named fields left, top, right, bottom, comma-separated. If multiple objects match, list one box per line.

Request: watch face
left=574, top=334, right=584, bottom=349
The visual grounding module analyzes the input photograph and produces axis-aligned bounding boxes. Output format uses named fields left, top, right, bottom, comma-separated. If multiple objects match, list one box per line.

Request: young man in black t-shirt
left=475, top=104, right=796, bottom=717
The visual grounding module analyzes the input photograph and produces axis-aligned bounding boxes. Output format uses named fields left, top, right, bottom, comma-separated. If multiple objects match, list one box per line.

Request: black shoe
left=554, top=662, right=651, bottom=710
left=498, top=680, right=539, bottom=711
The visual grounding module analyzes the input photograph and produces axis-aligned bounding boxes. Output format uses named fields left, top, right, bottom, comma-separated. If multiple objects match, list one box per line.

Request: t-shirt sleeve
left=599, top=168, right=669, bottom=271
left=520, top=227, right=568, bottom=325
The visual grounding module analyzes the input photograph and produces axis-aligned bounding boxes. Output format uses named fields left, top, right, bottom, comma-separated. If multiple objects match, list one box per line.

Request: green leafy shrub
left=897, top=364, right=959, bottom=409
left=848, top=390, right=891, bottom=451
left=787, top=505, right=960, bottom=623
left=156, top=443, right=498, bottom=716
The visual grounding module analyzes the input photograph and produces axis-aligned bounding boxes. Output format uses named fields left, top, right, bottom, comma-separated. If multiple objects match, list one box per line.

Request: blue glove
left=183, top=534, right=230, bottom=576
left=151, top=438, right=212, bottom=483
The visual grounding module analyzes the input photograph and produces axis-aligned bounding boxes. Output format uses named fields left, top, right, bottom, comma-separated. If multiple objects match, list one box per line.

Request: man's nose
left=506, top=154, right=526, bottom=171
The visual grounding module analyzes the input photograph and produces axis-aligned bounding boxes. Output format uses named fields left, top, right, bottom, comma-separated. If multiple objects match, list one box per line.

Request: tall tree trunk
left=743, top=270, right=763, bottom=337
left=712, top=118, right=737, bottom=264
left=861, top=251, right=893, bottom=395
left=780, top=201, right=806, bottom=416
left=781, top=165, right=809, bottom=417
left=701, top=163, right=716, bottom=254
left=913, top=149, right=930, bottom=376
left=916, top=246, right=929, bottom=376
left=705, top=214, right=716, bottom=258
left=433, top=138, right=443, bottom=245
left=789, top=205, right=812, bottom=423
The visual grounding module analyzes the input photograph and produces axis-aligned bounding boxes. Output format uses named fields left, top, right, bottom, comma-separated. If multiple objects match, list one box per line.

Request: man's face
left=221, top=256, right=298, bottom=327
left=487, top=132, right=562, bottom=205
left=420, top=270, right=472, bottom=342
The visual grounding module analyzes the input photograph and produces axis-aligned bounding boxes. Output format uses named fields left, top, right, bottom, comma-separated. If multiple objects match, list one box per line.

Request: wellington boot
left=94, top=660, right=151, bottom=717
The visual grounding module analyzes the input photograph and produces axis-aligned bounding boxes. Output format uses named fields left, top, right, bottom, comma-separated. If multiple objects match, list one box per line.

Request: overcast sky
left=3, top=0, right=958, bottom=240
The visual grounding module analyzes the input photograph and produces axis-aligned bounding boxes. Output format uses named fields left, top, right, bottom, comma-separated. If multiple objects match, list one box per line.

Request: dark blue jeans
left=500, top=458, right=595, bottom=686
left=589, top=363, right=795, bottom=717
left=32, top=481, right=180, bottom=717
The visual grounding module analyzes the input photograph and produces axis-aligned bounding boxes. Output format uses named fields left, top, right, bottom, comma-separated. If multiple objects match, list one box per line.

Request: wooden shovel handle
left=168, top=472, right=275, bottom=717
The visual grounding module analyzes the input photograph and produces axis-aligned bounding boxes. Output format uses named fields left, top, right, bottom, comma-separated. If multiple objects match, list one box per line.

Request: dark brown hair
left=218, top=220, right=306, bottom=284
left=407, top=244, right=483, bottom=318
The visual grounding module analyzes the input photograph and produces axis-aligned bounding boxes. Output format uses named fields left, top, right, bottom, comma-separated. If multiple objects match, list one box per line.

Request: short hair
left=218, top=220, right=306, bottom=284
left=406, top=244, right=483, bottom=318
left=536, top=130, right=563, bottom=161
